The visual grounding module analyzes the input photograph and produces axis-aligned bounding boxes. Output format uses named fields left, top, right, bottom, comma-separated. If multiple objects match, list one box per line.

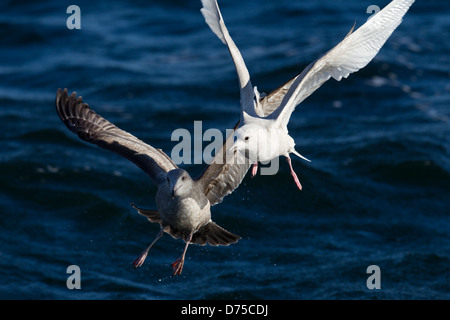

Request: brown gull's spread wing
left=55, top=88, right=177, bottom=183
left=195, top=121, right=251, bottom=206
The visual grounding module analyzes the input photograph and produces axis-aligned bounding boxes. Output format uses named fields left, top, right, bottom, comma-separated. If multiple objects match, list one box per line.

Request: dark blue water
left=0, top=0, right=449, bottom=300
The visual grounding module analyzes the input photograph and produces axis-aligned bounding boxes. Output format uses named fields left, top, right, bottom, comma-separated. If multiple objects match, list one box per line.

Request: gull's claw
left=132, top=250, right=148, bottom=269
left=171, top=258, right=184, bottom=276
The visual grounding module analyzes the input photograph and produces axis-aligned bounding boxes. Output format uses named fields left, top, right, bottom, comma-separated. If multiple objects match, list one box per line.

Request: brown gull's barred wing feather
left=55, top=88, right=177, bottom=184
left=195, top=121, right=251, bottom=206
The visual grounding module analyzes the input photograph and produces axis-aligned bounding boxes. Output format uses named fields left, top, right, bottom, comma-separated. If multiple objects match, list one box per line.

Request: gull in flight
left=56, top=88, right=250, bottom=276
left=201, top=0, right=415, bottom=190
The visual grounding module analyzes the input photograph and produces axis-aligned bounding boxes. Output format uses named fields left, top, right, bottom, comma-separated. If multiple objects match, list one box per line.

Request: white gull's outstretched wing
left=201, top=0, right=263, bottom=118
left=267, top=0, right=415, bottom=126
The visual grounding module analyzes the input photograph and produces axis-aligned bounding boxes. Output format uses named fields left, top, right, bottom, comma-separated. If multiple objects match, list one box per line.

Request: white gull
left=201, top=0, right=415, bottom=190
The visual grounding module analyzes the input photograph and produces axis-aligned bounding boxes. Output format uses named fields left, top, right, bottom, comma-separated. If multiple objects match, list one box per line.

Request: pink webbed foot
left=286, top=156, right=303, bottom=191
left=251, top=162, right=258, bottom=178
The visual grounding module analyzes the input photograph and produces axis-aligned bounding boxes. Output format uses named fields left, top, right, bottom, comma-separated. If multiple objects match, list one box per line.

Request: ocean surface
left=0, top=0, right=449, bottom=300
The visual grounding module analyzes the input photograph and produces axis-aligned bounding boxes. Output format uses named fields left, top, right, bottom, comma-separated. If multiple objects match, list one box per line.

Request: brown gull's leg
left=132, top=229, right=164, bottom=269
left=171, top=232, right=193, bottom=276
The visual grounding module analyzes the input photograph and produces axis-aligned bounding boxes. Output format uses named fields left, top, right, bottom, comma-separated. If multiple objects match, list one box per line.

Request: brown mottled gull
left=55, top=88, right=250, bottom=276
